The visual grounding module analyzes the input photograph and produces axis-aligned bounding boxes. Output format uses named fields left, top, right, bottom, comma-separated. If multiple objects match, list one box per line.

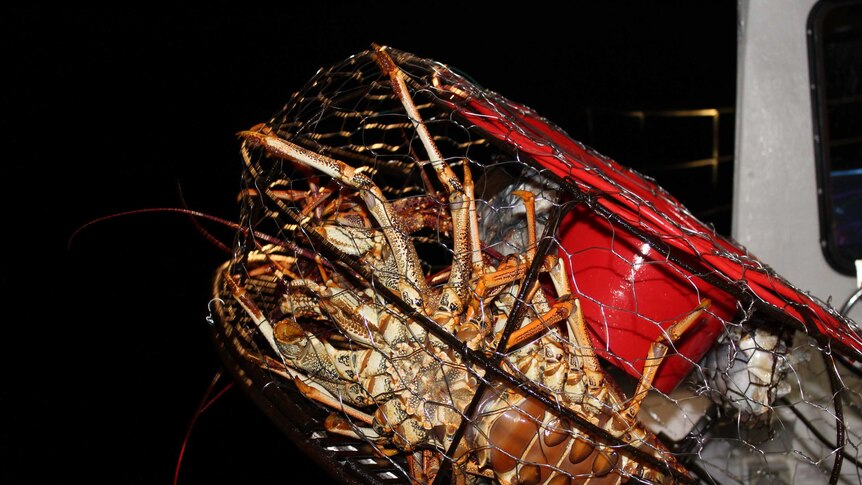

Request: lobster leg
left=510, top=190, right=537, bottom=259
left=281, top=279, right=385, bottom=348
left=547, top=255, right=711, bottom=436
left=506, top=298, right=576, bottom=348
left=463, top=189, right=550, bottom=335
left=292, top=378, right=376, bottom=429
left=623, top=300, right=710, bottom=422
left=222, top=269, right=280, bottom=354
left=239, top=127, right=428, bottom=311
left=373, top=45, right=477, bottom=321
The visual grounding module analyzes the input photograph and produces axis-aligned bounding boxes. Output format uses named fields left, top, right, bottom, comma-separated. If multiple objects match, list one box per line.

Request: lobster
left=210, top=45, right=862, bottom=484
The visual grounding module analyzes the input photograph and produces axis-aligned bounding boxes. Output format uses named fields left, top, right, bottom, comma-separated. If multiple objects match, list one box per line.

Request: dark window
left=809, top=0, right=862, bottom=275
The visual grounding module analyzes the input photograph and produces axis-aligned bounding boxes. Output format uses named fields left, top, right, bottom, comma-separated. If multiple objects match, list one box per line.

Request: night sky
left=5, top=3, right=736, bottom=483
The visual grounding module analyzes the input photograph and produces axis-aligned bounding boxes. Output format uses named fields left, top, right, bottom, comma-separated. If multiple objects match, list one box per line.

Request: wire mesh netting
left=210, top=46, right=862, bottom=484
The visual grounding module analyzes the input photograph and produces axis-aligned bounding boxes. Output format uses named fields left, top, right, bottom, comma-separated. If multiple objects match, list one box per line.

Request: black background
left=4, top=3, right=736, bottom=483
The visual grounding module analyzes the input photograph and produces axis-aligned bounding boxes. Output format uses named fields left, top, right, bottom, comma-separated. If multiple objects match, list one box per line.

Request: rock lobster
left=209, top=45, right=862, bottom=484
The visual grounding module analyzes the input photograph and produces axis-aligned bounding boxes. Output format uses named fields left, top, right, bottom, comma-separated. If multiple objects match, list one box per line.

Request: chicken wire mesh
left=209, top=46, right=862, bottom=484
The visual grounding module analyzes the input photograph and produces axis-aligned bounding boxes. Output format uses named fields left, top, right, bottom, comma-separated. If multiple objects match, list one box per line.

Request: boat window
left=809, top=0, right=862, bottom=275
